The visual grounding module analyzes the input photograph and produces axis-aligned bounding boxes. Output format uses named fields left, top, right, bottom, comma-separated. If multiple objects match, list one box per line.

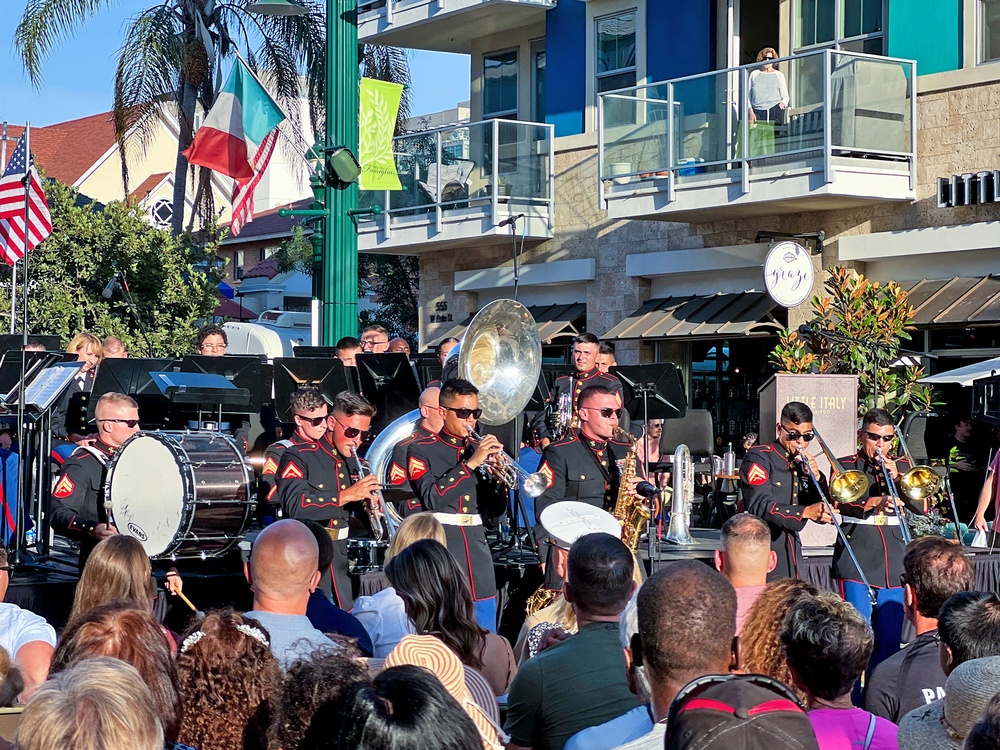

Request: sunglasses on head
left=295, top=413, right=329, bottom=427
left=443, top=406, right=483, bottom=420
left=583, top=407, right=624, bottom=419
left=332, top=416, right=369, bottom=440
left=781, top=425, right=815, bottom=442
left=99, top=418, right=140, bottom=428
left=864, top=431, right=895, bottom=443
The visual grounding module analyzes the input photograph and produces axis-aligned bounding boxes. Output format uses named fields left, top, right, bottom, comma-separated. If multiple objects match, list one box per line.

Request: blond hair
left=68, top=536, right=154, bottom=624
left=95, top=392, right=138, bottom=418
left=66, top=332, right=103, bottom=362
left=386, top=513, right=446, bottom=561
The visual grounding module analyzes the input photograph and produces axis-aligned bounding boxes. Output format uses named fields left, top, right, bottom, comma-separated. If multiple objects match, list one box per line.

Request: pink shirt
left=808, top=708, right=898, bottom=750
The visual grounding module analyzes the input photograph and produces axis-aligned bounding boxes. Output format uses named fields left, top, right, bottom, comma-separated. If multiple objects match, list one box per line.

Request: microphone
left=797, top=324, right=816, bottom=336
left=101, top=273, right=118, bottom=300
left=497, top=213, right=525, bottom=228
left=635, top=481, right=659, bottom=499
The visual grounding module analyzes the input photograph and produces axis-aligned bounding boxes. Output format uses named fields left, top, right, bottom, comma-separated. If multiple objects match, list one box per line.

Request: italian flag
left=184, top=59, right=285, bottom=181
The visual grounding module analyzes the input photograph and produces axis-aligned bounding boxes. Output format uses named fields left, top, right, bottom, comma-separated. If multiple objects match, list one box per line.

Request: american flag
left=0, top=132, right=52, bottom=265
left=229, top=127, right=280, bottom=237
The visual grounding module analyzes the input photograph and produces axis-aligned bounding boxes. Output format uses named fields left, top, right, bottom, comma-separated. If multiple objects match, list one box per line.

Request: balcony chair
left=417, top=159, right=475, bottom=207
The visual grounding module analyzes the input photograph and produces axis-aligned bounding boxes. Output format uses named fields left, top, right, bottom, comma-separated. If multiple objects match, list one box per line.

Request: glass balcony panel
left=829, top=52, right=911, bottom=153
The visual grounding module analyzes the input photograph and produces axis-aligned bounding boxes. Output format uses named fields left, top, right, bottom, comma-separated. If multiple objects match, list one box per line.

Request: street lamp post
left=253, top=0, right=359, bottom=346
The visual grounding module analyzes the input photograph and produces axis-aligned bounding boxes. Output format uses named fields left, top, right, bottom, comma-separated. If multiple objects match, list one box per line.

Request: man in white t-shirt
left=0, top=548, right=56, bottom=699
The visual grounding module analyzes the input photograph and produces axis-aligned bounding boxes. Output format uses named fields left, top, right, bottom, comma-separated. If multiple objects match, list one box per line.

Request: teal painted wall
left=888, top=0, right=962, bottom=75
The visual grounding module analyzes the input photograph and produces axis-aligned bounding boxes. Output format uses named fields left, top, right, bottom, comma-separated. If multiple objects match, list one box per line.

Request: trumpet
left=468, top=428, right=548, bottom=498
left=349, top=446, right=397, bottom=541
left=875, top=447, right=912, bottom=544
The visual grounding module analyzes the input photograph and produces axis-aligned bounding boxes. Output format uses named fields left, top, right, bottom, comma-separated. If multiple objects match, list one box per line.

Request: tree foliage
left=770, top=266, right=935, bottom=416
left=0, top=180, right=222, bottom=356
left=359, top=254, right=419, bottom=342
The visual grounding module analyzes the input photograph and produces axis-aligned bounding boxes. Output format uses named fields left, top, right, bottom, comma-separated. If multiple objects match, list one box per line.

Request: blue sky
left=1, top=1, right=470, bottom=127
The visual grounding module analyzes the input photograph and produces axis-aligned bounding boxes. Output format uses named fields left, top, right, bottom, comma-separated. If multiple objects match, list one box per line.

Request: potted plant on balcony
left=495, top=176, right=513, bottom=197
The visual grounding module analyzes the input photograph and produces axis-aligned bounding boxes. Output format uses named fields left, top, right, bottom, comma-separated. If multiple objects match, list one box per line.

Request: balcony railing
left=357, top=118, right=555, bottom=253
left=598, top=49, right=917, bottom=220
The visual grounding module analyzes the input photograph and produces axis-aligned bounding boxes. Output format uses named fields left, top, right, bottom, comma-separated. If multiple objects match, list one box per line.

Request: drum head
left=109, top=434, right=185, bottom=557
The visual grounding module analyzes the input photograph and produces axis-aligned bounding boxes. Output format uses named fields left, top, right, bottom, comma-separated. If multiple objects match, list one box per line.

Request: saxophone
left=612, top=428, right=652, bottom=551
left=525, top=586, right=560, bottom=617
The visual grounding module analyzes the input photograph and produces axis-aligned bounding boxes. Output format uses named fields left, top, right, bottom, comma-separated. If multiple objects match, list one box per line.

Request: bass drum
left=106, top=431, right=254, bottom=559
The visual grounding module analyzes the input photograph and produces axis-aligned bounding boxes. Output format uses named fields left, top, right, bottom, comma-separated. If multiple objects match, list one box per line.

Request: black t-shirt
left=864, top=630, right=946, bottom=723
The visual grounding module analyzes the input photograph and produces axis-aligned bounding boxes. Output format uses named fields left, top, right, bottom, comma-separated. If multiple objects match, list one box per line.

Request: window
left=150, top=198, right=173, bottom=228
left=596, top=11, right=637, bottom=127
left=794, top=0, right=884, bottom=54
left=483, top=50, right=518, bottom=118
left=984, top=0, right=1000, bottom=62
left=531, top=41, right=546, bottom=123
left=234, top=250, right=245, bottom=280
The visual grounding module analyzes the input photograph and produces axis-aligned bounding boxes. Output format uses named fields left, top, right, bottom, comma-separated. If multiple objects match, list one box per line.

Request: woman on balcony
left=748, top=47, right=790, bottom=126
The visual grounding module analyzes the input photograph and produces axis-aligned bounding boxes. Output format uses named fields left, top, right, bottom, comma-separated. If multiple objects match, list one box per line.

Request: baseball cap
left=666, top=674, right=819, bottom=750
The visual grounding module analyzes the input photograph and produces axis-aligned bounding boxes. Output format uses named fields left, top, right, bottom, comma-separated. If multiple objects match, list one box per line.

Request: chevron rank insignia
left=54, top=475, right=75, bottom=499
left=389, top=462, right=407, bottom=485
left=408, top=456, right=427, bottom=480
left=281, top=462, right=305, bottom=480
left=262, top=457, right=278, bottom=476
left=746, top=463, right=768, bottom=486
left=539, top=461, right=554, bottom=490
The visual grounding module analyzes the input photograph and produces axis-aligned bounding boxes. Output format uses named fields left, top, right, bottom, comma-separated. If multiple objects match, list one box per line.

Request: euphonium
left=613, top=428, right=652, bottom=551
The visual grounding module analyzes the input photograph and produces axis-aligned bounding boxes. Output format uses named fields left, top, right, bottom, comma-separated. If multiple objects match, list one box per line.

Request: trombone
left=875, top=447, right=913, bottom=545
left=894, top=427, right=943, bottom=511
left=811, top=428, right=871, bottom=504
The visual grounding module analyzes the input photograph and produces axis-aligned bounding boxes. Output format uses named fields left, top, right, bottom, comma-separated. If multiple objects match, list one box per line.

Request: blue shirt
left=244, top=610, right=338, bottom=670
left=306, top=590, right=374, bottom=657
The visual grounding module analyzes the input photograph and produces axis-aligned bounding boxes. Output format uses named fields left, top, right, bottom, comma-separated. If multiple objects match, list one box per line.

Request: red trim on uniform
left=266, top=485, right=277, bottom=501
left=768, top=503, right=802, bottom=521
left=434, top=463, right=473, bottom=497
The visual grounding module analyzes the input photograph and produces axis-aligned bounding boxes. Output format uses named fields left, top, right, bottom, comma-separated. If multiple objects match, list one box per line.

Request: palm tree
left=15, top=0, right=412, bottom=234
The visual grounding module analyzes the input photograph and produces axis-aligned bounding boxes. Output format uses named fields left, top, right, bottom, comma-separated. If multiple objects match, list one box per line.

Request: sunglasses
left=332, top=416, right=369, bottom=440
left=581, top=407, right=624, bottom=419
left=295, top=413, right=329, bottom=427
left=99, top=418, right=140, bottom=428
left=864, top=431, right=895, bottom=443
left=781, top=425, right=815, bottom=442
left=764, top=55, right=775, bottom=60
left=442, top=406, right=483, bottom=420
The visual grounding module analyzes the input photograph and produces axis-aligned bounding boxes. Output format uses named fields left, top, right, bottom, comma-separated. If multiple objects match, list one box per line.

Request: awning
left=920, top=356, right=1000, bottom=386
left=423, top=303, right=586, bottom=350
left=213, top=294, right=256, bottom=321
left=603, top=292, right=784, bottom=340
left=903, top=276, right=1000, bottom=325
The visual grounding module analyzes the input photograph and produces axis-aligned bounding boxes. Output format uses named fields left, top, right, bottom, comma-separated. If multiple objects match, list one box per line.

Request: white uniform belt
left=846, top=515, right=900, bottom=526
left=325, top=527, right=350, bottom=541
left=432, top=512, right=483, bottom=527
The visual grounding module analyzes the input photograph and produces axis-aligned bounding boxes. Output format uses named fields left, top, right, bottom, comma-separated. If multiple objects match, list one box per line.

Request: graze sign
left=763, top=241, right=814, bottom=308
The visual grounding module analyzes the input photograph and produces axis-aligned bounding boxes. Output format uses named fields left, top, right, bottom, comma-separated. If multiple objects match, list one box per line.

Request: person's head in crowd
left=715, top=513, right=776, bottom=587
left=24, top=337, right=46, bottom=352
left=176, top=609, right=281, bottom=750
left=438, top=379, right=481, bottom=439
left=954, top=415, right=973, bottom=442
left=195, top=323, right=228, bottom=356
left=577, top=385, right=622, bottom=443
left=620, top=587, right=651, bottom=705
left=328, top=390, right=375, bottom=457
left=572, top=332, right=601, bottom=374
left=289, top=388, right=330, bottom=442
left=898, top=656, right=1000, bottom=750
left=858, top=407, right=895, bottom=461
left=777, top=401, right=814, bottom=457
left=360, top=325, right=390, bottom=354
left=16, top=657, right=163, bottom=750
left=566, top=532, right=635, bottom=623
left=902, top=536, right=974, bottom=632
left=270, top=650, right=370, bottom=750
left=385, top=512, right=446, bottom=562
left=597, top=343, right=617, bottom=374
left=781, top=592, right=873, bottom=708
left=388, top=337, right=411, bottom=356
left=101, top=336, right=127, bottom=359
left=335, top=336, right=363, bottom=367
left=384, top=539, right=487, bottom=671
left=0, top=646, right=23, bottom=708
left=437, top=337, right=460, bottom=366
left=94, top=392, right=140, bottom=448
left=247, top=519, right=321, bottom=616
left=51, top=603, right=180, bottom=744
left=632, top=561, right=738, bottom=720
left=937, top=591, right=1000, bottom=676
left=310, top=665, right=483, bottom=750
left=418, top=386, right=444, bottom=434
left=664, top=674, right=818, bottom=750
left=68, top=534, right=153, bottom=625
left=740, top=578, right=819, bottom=701
left=66, top=331, right=102, bottom=372
left=965, top=690, right=1000, bottom=750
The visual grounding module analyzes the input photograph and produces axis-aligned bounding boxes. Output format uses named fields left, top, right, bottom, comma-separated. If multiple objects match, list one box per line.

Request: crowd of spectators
left=7, top=514, right=1000, bottom=749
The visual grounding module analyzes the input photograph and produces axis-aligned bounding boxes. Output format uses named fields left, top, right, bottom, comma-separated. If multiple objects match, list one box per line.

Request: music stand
left=355, top=353, right=421, bottom=435
left=0, top=334, right=61, bottom=354
left=180, top=355, right=268, bottom=414
left=294, top=346, right=341, bottom=358
left=87, top=358, right=178, bottom=426
left=151, top=373, right=250, bottom=430
left=0, top=351, right=56, bottom=405
left=272, top=358, right=352, bottom=423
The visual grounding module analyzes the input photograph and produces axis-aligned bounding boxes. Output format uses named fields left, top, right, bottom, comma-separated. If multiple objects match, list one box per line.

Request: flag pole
left=21, top=123, right=30, bottom=347
left=1, top=122, right=13, bottom=336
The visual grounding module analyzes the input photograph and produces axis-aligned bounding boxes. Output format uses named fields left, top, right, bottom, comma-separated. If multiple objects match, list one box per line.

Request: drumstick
left=175, top=589, right=202, bottom=617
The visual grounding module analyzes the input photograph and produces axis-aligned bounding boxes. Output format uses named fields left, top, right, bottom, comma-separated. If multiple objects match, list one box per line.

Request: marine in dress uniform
left=275, top=391, right=381, bottom=611
left=259, top=388, right=332, bottom=513
left=387, top=387, right=444, bottom=517
left=740, top=402, right=831, bottom=580
left=406, top=379, right=506, bottom=631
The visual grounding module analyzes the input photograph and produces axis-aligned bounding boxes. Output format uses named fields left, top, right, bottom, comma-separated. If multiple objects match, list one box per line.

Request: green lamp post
left=253, top=0, right=359, bottom=346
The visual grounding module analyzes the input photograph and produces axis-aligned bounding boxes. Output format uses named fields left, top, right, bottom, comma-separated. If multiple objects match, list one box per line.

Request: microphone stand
left=113, top=276, right=154, bottom=357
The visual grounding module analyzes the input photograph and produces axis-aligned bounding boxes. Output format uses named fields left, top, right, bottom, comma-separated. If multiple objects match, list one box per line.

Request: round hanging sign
left=763, top=241, right=814, bottom=308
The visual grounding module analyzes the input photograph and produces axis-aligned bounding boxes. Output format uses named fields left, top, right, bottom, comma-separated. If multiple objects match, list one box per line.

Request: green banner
left=359, top=78, right=403, bottom=191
